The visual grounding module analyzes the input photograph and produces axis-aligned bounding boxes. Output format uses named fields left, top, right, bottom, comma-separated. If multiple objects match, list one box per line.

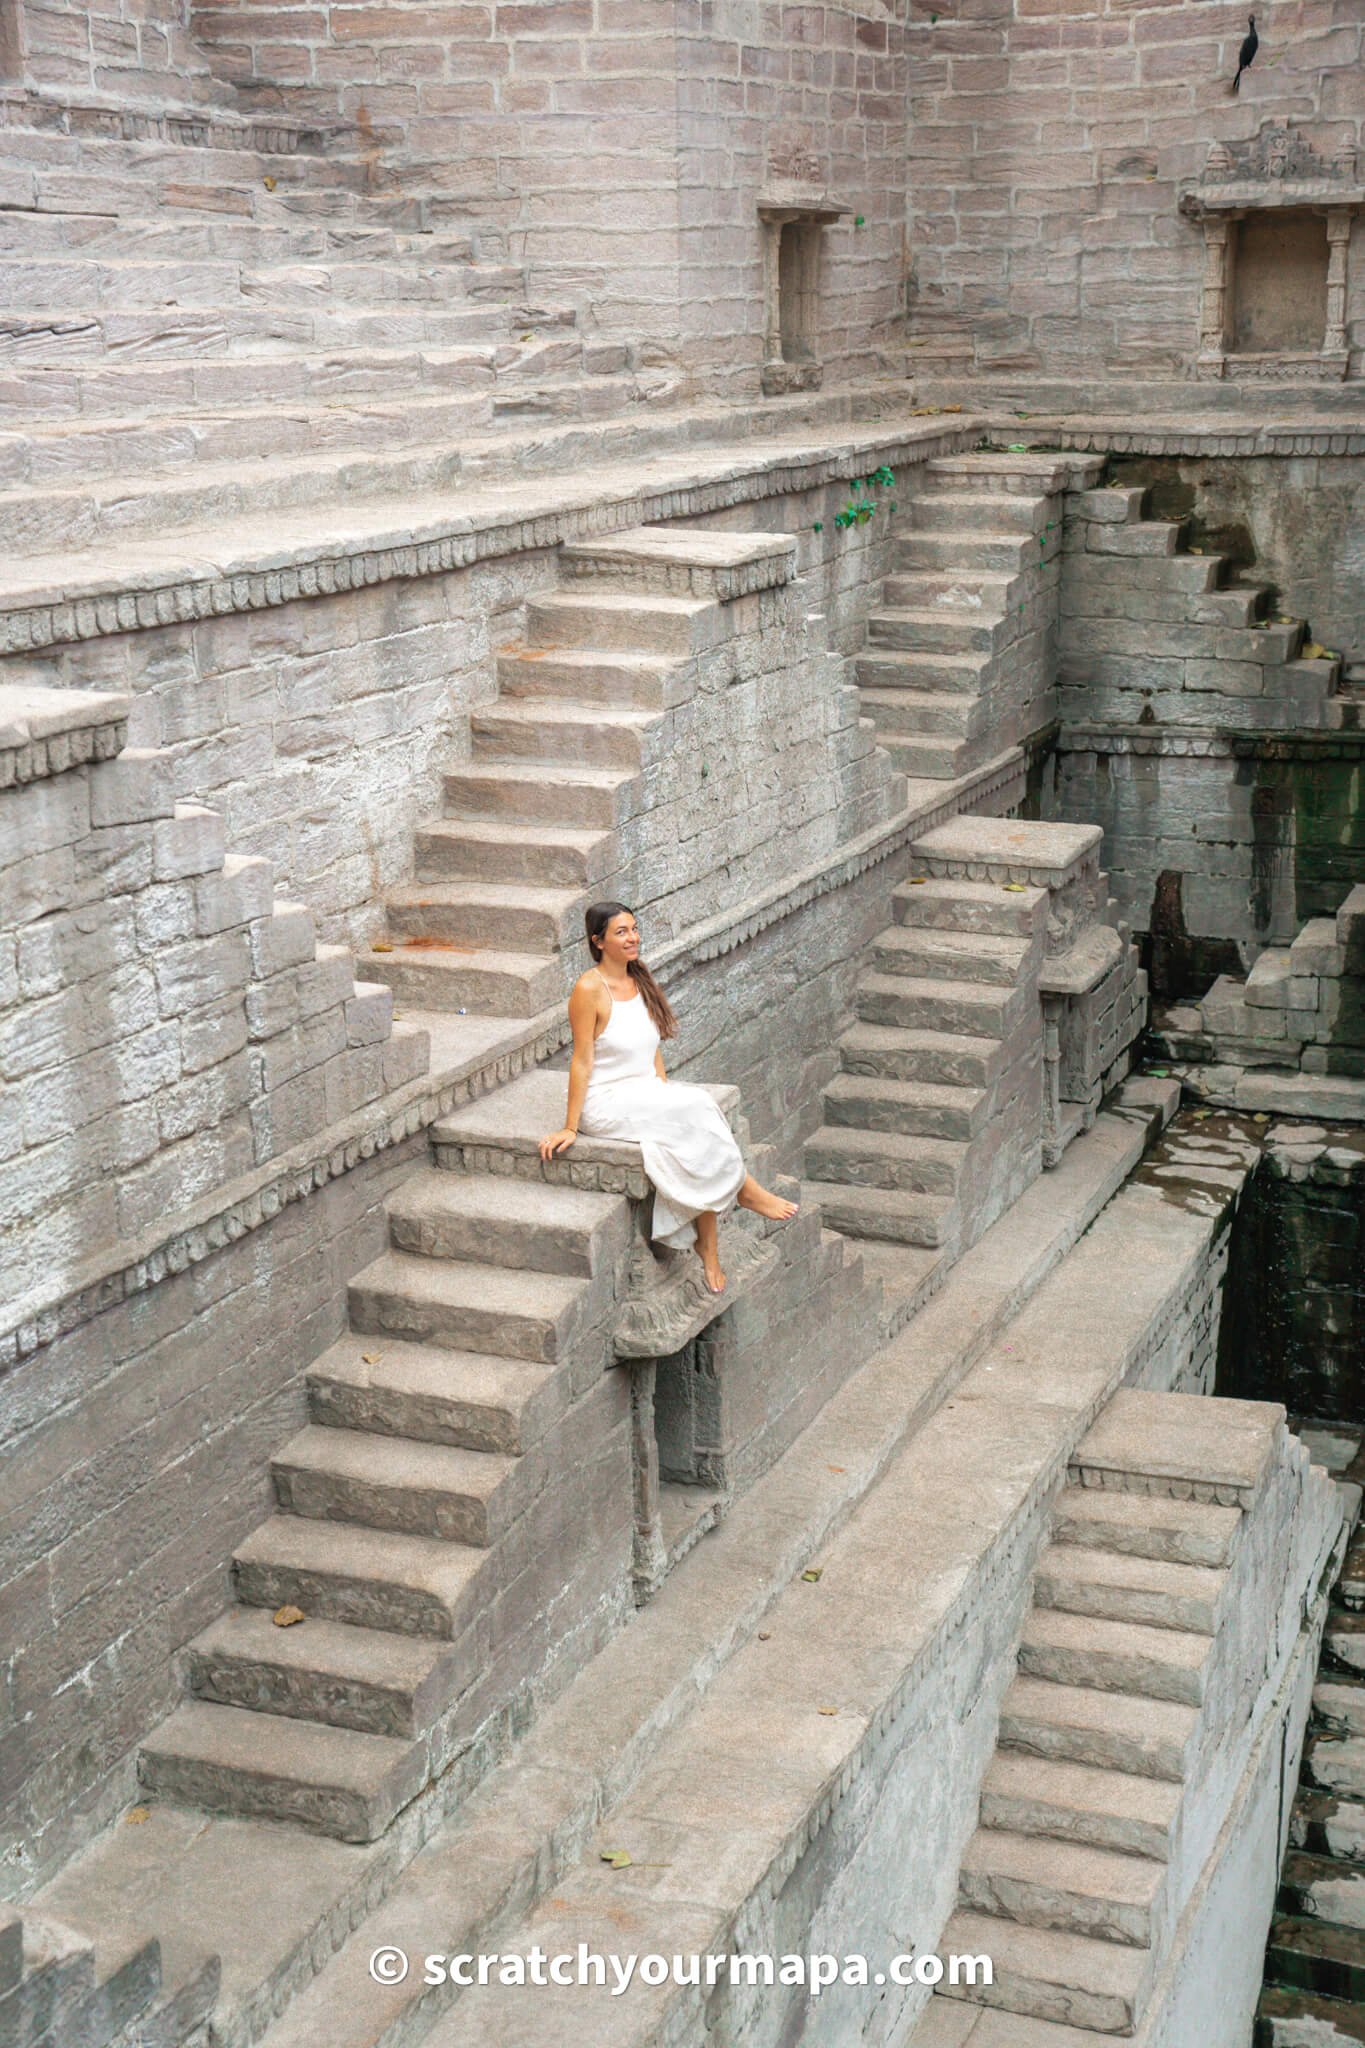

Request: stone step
left=882, top=567, right=1018, bottom=609
left=803, top=1122, right=968, bottom=1196
left=893, top=875, right=1048, bottom=937
left=0, top=207, right=477, bottom=266
left=1290, top=1789, right=1365, bottom=1868
left=822, top=1070, right=988, bottom=1141
left=937, top=1909, right=1146, bottom=2034
left=859, top=685, right=979, bottom=739
left=1018, top=1607, right=1209, bottom=1706
left=854, top=970, right=1018, bottom=1038
left=348, top=1248, right=588, bottom=1362
left=856, top=648, right=985, bottom=694
left=927, top=451, right=1081, bottom=490
left=893, top=528, right=1034, bottom=574
left=360, top=941, right=564, bottom=1018
left=138, top=1699, right=425, bottom=1843
left=0, top=297, right=546, bottom=366
left=470, top=699, right=655, bottom=770
left=0, top=336, right=540, bottom=421
left=442, top=760, right=632, bottom=829
left=386, top=1168, right=626, bottom=1278
left=1255, top=1982, right=1365, bottom=2044
left=1032, top=1542, right=1225, bottom=1635
left=0, top=254, right=504, bottom=319
left=872, top=923, right=1030, bottom=987
left=999, top=1674, right=1198, bottom=1783
left=981, top=1751, right=1180, bottom=1863
left=800, top=1178, right=958, bottom=1248
left=959, top=1827, right=1162, bottom=1947
left=1316, top=1678, right=1365, bottom=1739
left=269, top=1424, right=519, bottom=1547
left=233, top=1512, right=486, bottom=1639
left=383, top=879, right=584, bottom=954
left=414, top=817, right=611, bottom=890
left=868, top=606, right=1003, bottom=656
left=0, top=1912, right=97, bottom=2048
left=306, top=1335, right=562, bottom=1456
left=1050, top=1483, right=1242, bottom=1568
left=185, top=1606, right=455, bottom=1738
left=525, top=589, right=713, bottom=657
left=494, top=646, right=676, bottom=708
left=1279, top=1851, right=1365, bottom=1932
left=1340, top=1530, right=1365, bottom=1611
left=1266, top=1915, right=1365, bottom=2006
left=1304, top=1733, right=1365, bottom=1803
left=877, top=732, right=971, bottom=779
left=910, top=489, right=1051, bottom=535
left=836, top=1019, right=1001, bottom=1088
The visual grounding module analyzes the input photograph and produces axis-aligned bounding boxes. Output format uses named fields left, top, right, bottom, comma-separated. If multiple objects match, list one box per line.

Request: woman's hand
left=539, top=1127, right=578, bottom=1161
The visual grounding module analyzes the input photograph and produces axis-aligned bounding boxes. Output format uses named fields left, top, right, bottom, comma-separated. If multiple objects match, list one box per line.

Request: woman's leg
left=694, top=1209, right=726, bottom=1293
left=736, top=1173, right=798, bottom=1223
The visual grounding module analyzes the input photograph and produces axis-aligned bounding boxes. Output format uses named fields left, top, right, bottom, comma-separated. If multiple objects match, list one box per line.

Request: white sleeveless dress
left=578, top=983, right=746, bottom=1249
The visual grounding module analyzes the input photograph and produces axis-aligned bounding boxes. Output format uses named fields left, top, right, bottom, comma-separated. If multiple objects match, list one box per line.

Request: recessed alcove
left=1179, top=124, right=1363, bottom=380
left=758, top=182, right=849, bottom=397
left=1230, top=209, right=1329, bottom=356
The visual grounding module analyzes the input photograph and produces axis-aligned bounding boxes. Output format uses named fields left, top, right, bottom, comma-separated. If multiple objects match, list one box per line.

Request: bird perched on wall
left=1231, top=15, right=1259, bottom=92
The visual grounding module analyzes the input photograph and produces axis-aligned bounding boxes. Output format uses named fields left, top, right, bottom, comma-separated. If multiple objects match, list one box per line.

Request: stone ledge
left=912, top=815, right=1103, bottom=891
left=0, top=747, right=1026, bottom=1371
left=1040, top=925, right=1123, bottom=998
left=0, top=85, right=326, bottom=155
left=558, top=526, right=797, bottom=602
left=0, top=411, right=969, bottom=657
left=0, top=682, right=129, bottom=786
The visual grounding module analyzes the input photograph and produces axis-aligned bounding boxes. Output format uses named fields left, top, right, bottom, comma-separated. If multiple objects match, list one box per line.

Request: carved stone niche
left=1179, top=126, right=1363, bottom=381
left=758, top=180, right=850, bottom=397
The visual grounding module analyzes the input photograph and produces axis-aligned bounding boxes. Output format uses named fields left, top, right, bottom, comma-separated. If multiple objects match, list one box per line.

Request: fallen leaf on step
left=371, top=940, right=394, bottom=953
left=1001, top=883, right=1027, bottom=893
left=907, top=875, right=927, bottom=885
left=1303, top=642, right=1338, bottom=661
left=125, top=1806, right=151, bottom=1825
left=818, top=1707, right=839, bottom=1717
left=361, top=1351, right=383, bottom=1364
left=801, top=1567, right=823, bottom=1583
left=273, top=1605, right=306, bottom=1627
left=758, top=1631, right=772, bottom=1640
left=600, top=1849, right=633, bottom=1869
left=827, top=1464, right=845, bottom=1473
left=263, top=176, right=277, bottom=191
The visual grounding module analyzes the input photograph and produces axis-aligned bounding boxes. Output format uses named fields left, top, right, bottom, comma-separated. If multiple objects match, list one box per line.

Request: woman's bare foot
left=695, top=1212, right=727, bottom=1294
left=737, top=1174, right=799, bottom=1223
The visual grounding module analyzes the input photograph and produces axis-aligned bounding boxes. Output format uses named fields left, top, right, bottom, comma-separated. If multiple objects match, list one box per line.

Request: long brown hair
left=584, top=901, right=678, bottom=1041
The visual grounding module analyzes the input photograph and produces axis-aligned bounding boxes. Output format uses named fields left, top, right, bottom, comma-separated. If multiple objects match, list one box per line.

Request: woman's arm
left=654, top=1046, right=666, bottom=1080
left=539, top=979, right=601, bottom=1159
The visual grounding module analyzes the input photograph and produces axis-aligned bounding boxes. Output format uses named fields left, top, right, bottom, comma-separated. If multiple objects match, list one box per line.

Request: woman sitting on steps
left=539, top=902, right=799, bottom=1295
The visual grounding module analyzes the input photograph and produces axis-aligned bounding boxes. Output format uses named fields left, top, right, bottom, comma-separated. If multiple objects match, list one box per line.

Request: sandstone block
left=88, top=747, right=176, bottom=828
left=152, top=804, right=226, bottom=882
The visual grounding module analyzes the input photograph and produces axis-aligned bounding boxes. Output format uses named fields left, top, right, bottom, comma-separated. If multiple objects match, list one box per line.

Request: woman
left=539, top=903, right=798, bottom=1294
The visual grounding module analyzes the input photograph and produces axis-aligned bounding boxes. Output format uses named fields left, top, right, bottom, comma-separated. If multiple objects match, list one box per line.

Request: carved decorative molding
left=613, top=1226, right=778, bottom=1361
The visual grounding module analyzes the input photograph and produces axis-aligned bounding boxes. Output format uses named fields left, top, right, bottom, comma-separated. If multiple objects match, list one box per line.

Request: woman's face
left=601, top=913, right=640, bottom=962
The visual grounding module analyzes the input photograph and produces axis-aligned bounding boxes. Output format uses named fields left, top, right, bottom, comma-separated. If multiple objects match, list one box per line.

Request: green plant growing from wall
left=813, top=466, right=896, bottom=536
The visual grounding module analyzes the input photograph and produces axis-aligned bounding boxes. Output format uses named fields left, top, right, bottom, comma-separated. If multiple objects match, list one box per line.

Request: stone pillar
left=629, top=1361, right=666, bottom=1599
left=1324, top=208, right=1352, bottom=360
left=1196, top=214, right=1234, bottom=378
left=0, top=0, right=25, bottom=78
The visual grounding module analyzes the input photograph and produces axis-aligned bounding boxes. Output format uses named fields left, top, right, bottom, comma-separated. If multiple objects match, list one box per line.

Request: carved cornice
left=1058, top=721, right=1365, bottom=762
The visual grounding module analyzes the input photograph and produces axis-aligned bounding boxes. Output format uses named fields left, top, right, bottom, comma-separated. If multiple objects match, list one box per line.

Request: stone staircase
left=135, top=1123, right=637, bottom=1844
left=854, top=449, right=1104, bottom=779
left=358, top=527, right=808, bottom=1020
left=1257, top=1467, right=1365, bottom=2043
left=0, top=106, right=661, bottom=557
left=1060, top=480, right=1345, bottom=733
left=0, top=1901, right=175, bottom=2048
left=130, top=1065, right=804, bottom=1847
left=938, top=1391, right=1344, bottom=2040
left=801, top=862, right=1046, bottom=1265
left=803, top=815, right=1145, bottom=1284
